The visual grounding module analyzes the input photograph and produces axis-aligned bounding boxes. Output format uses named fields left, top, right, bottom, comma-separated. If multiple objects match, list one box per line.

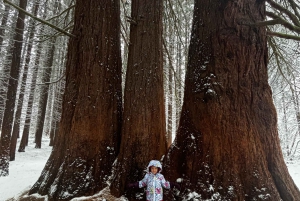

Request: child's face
left=150, top=166, right=158, bottom=174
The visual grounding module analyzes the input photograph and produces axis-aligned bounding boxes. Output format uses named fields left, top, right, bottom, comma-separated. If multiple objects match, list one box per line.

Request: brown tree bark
left=110, top=0, right=167, bottom=199
left=27, top=0, right=122, bottom=200
left=0, top=0, right=28, bottom=176
left=11, top=1, right=40, bottom=159
left=163, top=0, right=300, bottom=200
left=18, top=1, right=49, bottom=152
left=18, top=40, right=42, bottom=152
left=34, top=42, right=55, bottom=149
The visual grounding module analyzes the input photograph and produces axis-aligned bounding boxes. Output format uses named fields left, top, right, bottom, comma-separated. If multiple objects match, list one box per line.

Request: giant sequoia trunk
left=163, top=0, right=300, bottom=200
left=110, top=0, right=167, bottom=199
left=27, top=0, right=122, bottom=200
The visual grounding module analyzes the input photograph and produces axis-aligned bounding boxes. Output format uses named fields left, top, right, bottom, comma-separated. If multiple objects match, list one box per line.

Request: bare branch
left=267, top=31, right=300, bottom=41
left=266, top=0, right=300, bottom=27
left=3, top=0, right=75, bottom=38
left=287, top=0, right=300, bottom=20
left=266, top=11, right=300, bottom=33
left=36, top=71, right=66, bottom=85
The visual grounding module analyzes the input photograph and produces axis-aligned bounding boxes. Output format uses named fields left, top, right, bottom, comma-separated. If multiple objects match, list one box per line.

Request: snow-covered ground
left=0, top=139, right=299, bottom=201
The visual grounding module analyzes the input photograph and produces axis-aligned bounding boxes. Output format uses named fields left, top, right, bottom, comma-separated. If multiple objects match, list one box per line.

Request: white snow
left=0, top=138, right=299, bottom=201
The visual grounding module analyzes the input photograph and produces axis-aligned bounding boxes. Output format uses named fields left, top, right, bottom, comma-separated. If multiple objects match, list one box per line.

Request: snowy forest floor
left=0, top=138, right=299, bottom=201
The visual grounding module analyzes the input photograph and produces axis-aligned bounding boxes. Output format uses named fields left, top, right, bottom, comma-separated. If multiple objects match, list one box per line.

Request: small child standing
left=128, top=160, right=180, bottom=201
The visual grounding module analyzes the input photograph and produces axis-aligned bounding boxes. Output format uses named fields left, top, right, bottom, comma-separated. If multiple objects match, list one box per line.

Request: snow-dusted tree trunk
left=10, top=0, right=40, bottom=160
left=163, top=0, right=300, bottom=200
left=0, top=0, right=28, bottom=176
left=27, top=0, right=122, bottom=199
left=34, top=41, right=55, bottom=148
left=48, top=46, right=66, bottom=146
left=0, top=5, right=10, bottom=50
left=0, top=5, right=15, bottom=128
left=18, top=1, right=49, bottom=152
left=110, top=0, right=167, bottom=199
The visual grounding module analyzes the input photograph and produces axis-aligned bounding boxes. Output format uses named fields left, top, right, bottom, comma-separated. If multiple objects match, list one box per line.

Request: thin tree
left=0, top=5, right=12, bottom=127
left=34, top=41, right=55, bottom=148
left=163, top=0, right=300, bottom=200
left=18, top=1, right=49, bottom=152
left=0, top=0, right=28, bottom=176
left=10, top=0, right=40, bottom=160
left=27, top=0, right=122, bottom=199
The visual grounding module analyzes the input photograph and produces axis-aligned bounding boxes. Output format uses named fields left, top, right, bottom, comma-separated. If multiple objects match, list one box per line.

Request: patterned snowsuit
left=138, top=160, right=170, bottom=201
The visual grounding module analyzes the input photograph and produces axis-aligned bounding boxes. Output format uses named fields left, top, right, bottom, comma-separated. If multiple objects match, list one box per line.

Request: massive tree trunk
left=110, top=0, right=167, bottom=199
left=164, top=0, right=300, bottom=200
left=27, top=0, right=122, bottom=200
left=0, top=0, right=28, bottom=176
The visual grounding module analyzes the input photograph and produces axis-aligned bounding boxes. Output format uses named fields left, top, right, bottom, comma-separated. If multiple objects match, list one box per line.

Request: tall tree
left=0, top=5, right=13, bottom=127
left=0, top=5, right=10, bottom=50
left=0, top=0, right=28, bottom=176
left=110, top=0, right=167, bottom=199
left=33, top=0, right=61, bottom=149
left=163, top=0, right=300, bottom=200
left=27, top=0, right=122, bottom=199
left=33, top=41, right=55, bottom=148
left=10, top=0, right=40, bottom=160
left=18, top=0, right=49, bottom=152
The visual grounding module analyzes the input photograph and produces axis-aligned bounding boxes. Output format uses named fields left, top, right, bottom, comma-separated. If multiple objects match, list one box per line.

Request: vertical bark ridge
left=163, top=0, right=300, bottom=200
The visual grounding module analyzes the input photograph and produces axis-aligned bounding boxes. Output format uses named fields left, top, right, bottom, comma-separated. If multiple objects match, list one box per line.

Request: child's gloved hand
left=127, top=182, right=139, bottom=188
left=170, top=182, right=180, bottom=190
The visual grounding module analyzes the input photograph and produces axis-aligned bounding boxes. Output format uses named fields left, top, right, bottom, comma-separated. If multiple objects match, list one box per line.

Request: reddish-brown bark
left=27, top=0, right=122, bottom=200
left=163, top=0, right=300, bottom=200
left=110, top=0, right=167, bottom=200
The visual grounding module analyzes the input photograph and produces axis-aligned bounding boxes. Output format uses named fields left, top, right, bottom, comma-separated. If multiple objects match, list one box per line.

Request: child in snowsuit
left=128, top=160, right=180, bottom=201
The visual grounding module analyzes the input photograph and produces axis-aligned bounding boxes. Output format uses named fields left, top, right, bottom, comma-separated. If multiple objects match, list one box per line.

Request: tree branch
left=287, top=0, right=300, bottom=21
left=267, top=31, right=300, bottom=41
left=248, top=19, right=282, bottom=27
left=3, top=0, right=75, bottom=38
left=266, top=0, right=300, bottom=27
left=266, top=11, right=300, bottom=33
left=36, top=71, right=66, bottom=85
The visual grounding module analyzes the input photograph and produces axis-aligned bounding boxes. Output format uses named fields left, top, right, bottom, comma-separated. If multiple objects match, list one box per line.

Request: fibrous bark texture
left=110, top=0, right=167, bottom=200
left=163, top=0, right=300, bottom=200
left=27, top=0, right=122, bottom=200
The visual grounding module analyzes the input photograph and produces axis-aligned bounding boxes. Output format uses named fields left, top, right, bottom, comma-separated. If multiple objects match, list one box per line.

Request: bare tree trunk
left=34, top=42, right=55, bottom=149
left=0, top=0, right=28, bottom=176
left=27, top=0, right=122, bottom=199
left=34, top=0, right=61, bottom=149
left=10, top=1, right=40, bottom=160
left=164, top=0, right=300, bottom=200
left=0, top=5, right=10, bottom=48
left=18, top=2, right=49, bottom=152
left=167, top=56, right=173, bottom=146
left=0, top=5, right=12, bottom=127
left=49, top=48, right=66, bottom=147
left=110, top=0, right=167, bottom=199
